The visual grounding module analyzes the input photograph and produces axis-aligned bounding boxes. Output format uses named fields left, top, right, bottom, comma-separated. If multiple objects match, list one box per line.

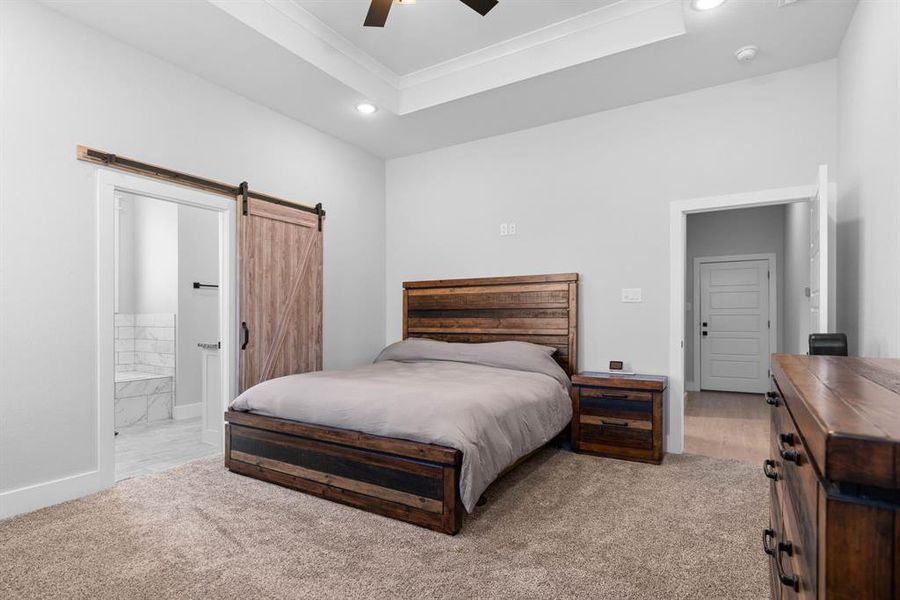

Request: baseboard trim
left=201, top=429, right=223, bottom=449
left=685, top=380, right=699, bottom=392
left=0, top=468, right=110, bottom=520
left=173, top=402, right=202, bottom=420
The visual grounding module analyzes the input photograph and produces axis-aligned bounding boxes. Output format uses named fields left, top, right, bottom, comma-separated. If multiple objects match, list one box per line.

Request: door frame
left=667, top=180, right=825, bottom=454
left=97, top=169, right=237, bottom=485
left=691, top=253, right=777, bottom=392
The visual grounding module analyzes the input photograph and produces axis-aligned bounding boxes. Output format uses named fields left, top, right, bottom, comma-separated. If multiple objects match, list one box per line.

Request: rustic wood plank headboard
left=402, top=273, right=579, bottom=375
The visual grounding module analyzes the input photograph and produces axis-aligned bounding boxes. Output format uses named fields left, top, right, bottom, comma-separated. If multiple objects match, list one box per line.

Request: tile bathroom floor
left=115, top=418, right=221, bottom=481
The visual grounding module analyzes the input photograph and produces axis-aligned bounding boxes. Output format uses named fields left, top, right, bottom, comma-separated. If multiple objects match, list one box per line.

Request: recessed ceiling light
left=356, top=103, right=377, bottom=115
left=692, top=0, right=726, bottom=10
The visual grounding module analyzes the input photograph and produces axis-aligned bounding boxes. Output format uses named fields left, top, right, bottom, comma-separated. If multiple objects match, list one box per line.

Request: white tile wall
left=114, top=313, right=176, bottom=427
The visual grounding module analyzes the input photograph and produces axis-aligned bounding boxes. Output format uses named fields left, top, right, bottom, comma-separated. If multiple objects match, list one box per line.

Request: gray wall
left=684, top=205, right=786, bottom=386
left=177, top=204, right=220, bottom=408
left=837, top=1, right=900, bottom=357
left=0, top=1, right=385, bottom=503
left=386, top=61, right=838, bottom=378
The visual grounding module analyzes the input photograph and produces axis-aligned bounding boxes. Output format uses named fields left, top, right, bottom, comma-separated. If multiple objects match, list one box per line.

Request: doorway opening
left=98, top=170, right=236, bottom=485
left=667, top=165, right=834, bottom=458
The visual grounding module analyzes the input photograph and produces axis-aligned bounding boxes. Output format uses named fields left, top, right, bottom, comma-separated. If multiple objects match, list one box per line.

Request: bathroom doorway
left=97, top=170, right=237, bottom=484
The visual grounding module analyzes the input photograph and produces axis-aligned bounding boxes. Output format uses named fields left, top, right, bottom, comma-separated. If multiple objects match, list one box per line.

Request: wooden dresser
left=766, top=355, right=900, bottom=599
left=570, top=372, right=666, bottom=464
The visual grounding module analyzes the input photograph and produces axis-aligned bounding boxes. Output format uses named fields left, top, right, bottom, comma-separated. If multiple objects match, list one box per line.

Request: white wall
left=177, top=204, right=220, bottom=408
left=684, top=205, right=786, bottom=385
left=386, top=61, right=837, bottom=386
left=132, top=195, right=178, bottom=315
left=0, top=1, right=385, bottom=513
left=836, top=1, right=900, bottom=358
left=783, top=201, right=811, bottom=354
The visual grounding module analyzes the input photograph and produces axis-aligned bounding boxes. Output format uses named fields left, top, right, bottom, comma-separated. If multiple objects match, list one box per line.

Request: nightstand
left=570, top=372, right=667, bottom=464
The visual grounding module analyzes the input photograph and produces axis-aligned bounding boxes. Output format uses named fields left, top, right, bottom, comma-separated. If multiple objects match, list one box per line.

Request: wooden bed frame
left=224, top=273, right=578, bottom=534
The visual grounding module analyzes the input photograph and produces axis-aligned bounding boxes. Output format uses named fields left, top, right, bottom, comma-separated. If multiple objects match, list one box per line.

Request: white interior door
left=700, top=259, right=771, bottom=393
left=809, top=164, right=833, bottom=335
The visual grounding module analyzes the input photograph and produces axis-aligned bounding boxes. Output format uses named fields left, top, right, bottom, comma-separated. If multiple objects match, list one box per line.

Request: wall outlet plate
left=621, top=288, right=642, bottom=303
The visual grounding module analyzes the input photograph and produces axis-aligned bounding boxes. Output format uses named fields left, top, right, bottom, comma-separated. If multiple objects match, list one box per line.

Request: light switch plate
left=508, top=222, right=517, bottom=235
left=499, top=223, right=508, bottom=236
left=621, top=288, right=642, bottom=303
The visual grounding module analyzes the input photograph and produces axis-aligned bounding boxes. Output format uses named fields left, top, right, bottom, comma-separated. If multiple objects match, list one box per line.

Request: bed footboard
left=224, top=411, right=464, bottom=534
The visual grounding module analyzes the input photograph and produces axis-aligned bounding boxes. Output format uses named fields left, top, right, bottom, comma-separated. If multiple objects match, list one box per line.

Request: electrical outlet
left=508, top=222, right=517, bottom=235
left=499, top=223, right=508, bottom=236
left=621, top=288, right=642, bottom=303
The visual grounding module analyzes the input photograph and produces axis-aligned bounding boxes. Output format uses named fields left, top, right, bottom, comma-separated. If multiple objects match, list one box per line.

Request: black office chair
left=808, top=333, right=848, bottom=356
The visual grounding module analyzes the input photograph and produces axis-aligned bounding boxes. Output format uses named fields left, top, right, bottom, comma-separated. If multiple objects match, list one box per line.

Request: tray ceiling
left=43, top=0, right=857, bottom=158
left=295, top=0, right=621, bottom=75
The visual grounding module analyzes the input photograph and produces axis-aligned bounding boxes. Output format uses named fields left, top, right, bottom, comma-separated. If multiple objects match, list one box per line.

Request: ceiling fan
left=364, top=0, right=499, bottom=28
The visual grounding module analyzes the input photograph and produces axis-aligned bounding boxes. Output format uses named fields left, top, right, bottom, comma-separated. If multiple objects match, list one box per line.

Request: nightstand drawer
left=578, top=394, right=652, bottom=422
left=578, top=387, right=654, bottom=403
left=579, top=417, right=653, bottom=450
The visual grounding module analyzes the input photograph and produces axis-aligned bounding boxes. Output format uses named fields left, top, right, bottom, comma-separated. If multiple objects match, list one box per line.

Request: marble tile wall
left=114, top=313, right=176, bottom=428
left=114, top=375, right=174, bottom=428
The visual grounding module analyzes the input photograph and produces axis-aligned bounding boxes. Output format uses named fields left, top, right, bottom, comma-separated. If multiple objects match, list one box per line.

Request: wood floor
left=683, top=390, right=769, bottom=463
left=115, top=417, right=221, bottom=481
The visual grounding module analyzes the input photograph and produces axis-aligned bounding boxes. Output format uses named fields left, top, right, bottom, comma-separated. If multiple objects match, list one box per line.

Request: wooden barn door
left=239, top=195, right=322, bottom=392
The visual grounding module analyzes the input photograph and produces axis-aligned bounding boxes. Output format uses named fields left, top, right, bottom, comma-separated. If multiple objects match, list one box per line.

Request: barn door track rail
left=77, top=145, right=325, bottom=229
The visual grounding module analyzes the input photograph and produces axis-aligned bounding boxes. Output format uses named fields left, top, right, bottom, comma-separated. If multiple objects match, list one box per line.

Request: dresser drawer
left=780, top=492, right=817, bottom=599
left=770, top=394, right=818, bottom=563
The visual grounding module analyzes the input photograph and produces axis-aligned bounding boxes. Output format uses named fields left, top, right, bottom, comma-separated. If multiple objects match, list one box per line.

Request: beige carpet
left=0, top=449, right=767, bottom=599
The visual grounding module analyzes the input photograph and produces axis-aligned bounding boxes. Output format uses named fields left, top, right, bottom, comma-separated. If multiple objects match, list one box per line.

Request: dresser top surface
left=773, top=354, right=900, bottom=442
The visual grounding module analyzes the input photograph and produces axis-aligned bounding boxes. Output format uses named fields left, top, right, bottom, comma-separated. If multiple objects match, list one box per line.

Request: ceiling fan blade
left=364, top=0, right=393, bottom=27
left=459, top=0, right=499, bottom=17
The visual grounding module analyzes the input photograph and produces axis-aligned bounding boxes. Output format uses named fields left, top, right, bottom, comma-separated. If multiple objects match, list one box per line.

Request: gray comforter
left=230, top=340, right=572, bottom=512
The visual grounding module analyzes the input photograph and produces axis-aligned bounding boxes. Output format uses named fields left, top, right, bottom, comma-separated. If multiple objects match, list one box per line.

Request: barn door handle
left=241, top=322, right=249, bottom=350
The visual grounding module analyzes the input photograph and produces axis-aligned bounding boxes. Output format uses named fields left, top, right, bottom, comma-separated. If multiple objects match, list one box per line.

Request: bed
left=224, top=273, right=578, bottom=534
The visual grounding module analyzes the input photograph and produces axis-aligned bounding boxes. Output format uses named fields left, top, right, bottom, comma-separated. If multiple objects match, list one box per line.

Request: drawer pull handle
left=762, top=528, right=776, bottom=556
left=775, top=539, right=800, bottom=592
left=601, top=393, right=629, bottom=399
left=779, top=432, right=794, bottom=447
left=600, top=419, right=629, bottom=428
left=765, top=391, right=780, bottom=406
left=763, top=459, right=778, bottom=480
left=780, top=449, right=800, bottom=464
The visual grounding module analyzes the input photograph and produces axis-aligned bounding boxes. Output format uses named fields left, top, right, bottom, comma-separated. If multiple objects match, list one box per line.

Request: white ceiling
left=44, top=0, right=857, bottom=158
left=296, top=0, right=619, bottom=75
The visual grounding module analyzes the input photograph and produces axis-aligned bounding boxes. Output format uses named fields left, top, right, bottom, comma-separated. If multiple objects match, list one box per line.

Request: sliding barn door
left=239, top=197, right=322, bottom=393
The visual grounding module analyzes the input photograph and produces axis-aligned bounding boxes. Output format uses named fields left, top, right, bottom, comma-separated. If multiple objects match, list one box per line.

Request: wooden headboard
left=402, top=273, right=579, bottom=376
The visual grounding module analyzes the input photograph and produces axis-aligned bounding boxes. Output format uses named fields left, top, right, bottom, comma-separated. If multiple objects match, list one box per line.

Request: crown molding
left=399, top=0, right=677, bottom=88
left=209, top=0, right=686, bottom=116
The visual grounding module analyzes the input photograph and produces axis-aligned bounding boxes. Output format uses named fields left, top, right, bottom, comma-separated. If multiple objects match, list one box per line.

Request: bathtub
left=114, top=370, right=174, bottom=428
